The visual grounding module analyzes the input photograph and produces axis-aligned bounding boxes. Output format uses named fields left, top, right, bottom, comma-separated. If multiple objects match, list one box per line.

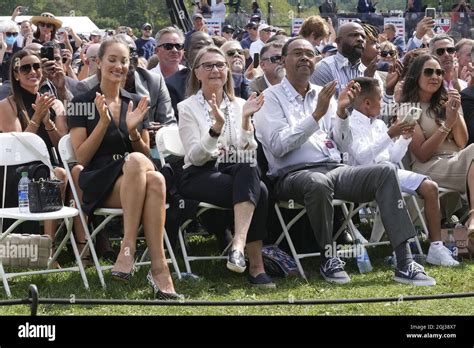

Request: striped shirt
left=310, top=51, right=392, bottom=104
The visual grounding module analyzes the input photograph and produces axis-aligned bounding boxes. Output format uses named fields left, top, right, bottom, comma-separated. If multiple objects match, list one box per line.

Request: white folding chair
left=273, top=199, right=355, bottom=280
left=0, top=132, right=87, bottom=297
left=156, top=126, right=231, bottom=274
left=58, top=134, right=181, bottom=288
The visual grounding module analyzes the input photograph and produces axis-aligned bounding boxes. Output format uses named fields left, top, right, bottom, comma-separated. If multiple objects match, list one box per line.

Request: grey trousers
left=275, top=162, right=416, bottom=256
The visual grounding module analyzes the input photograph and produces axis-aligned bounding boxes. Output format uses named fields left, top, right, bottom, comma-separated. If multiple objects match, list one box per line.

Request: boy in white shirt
left=347, top=77, right=459, bottom=267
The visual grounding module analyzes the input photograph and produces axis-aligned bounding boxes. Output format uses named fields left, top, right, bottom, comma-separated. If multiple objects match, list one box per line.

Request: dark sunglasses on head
left=226, top=48, right=244, bottom=56
left=18, top=63, right=41, bottom=74
left=223, top=30, right=234, bottom=34
left=423, top=68, right=445, bottom=77
left=435, top=47, right=455, bottom=56
left=143, top=27, right=152, bottom=31
left=262, top=55, right=282, bottom=63
left=38, top=22, right=54, bottom=28
left=158, top=43, right=184, bottom=50
left=380, top=50, right=396, bottom=57
left=6, top=32, right=18, bottom=37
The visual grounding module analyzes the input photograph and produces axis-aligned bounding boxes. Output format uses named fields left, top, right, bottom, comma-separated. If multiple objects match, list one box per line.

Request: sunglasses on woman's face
left=18, top=63, right=41, bottom=74
left=380, top=50, right=396, bottom=57
left=423, top=68, right=445, bottom=77
left=38, top=22, right=54, bottom=29
left=6, top=32, right=18, bottom=37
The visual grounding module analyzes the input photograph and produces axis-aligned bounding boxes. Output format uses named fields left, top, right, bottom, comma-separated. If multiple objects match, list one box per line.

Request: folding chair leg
left=410, top=196, right=429, bottom=241
left=178, top=228, right=192, bottom=273
left=65, top=217, right=90, bottom=290
left=274, top=204, right=307, bottom=280
left=164, top=231, right=181, bottom=280
left=0, top=260, right=11, bottom=298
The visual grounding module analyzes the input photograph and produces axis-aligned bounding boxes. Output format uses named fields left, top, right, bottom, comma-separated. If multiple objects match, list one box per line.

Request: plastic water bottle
left=18, top=172, right=30, bottom=213
left=355, top=239, right=373, bottom=273
left=445, top=229, right=458, bottom=259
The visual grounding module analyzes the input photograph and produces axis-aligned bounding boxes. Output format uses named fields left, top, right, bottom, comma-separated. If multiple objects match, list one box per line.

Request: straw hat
left=31, top=12, right=62, bottom=30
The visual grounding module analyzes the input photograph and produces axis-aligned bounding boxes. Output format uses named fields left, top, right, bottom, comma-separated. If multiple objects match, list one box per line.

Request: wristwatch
left=209, top=127, right=221, bottom=138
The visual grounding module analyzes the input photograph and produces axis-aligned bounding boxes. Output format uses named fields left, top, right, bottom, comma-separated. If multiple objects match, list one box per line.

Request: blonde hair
left=299, top=16, right=329, bottom=41
left=380, top=41, right=398, bottom=58
left=186, top=46, right=235, bottom=100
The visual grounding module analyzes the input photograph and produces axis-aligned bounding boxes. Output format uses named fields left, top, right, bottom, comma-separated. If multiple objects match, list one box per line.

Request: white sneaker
left=426, top=244, right=460, bottom=267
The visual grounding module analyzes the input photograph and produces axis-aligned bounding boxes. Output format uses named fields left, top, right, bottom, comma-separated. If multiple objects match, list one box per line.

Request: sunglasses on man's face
left=158, top=43, right=184, bottom=51
left=18, top=63, right=41, bottom=74
left=262, top=55, right=282, bottom=64
left=435, top=47, right=455, bottom=56
left=380, top=50, right=396, bottom=57
left=6, top=32, right=18, bottom=37
left=226, top=49, right=244, bottom=57
left=423, top=67, right=445, bottom=77
left=38, top=22, right=54, bottom=29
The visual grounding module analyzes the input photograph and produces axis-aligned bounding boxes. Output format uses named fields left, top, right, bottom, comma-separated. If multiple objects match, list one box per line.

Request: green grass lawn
left=1, top=237, right=473, bottom=316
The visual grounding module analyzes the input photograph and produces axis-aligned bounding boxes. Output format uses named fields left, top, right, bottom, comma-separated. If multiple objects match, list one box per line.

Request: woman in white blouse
left=178, top=46, right=275, bottom=288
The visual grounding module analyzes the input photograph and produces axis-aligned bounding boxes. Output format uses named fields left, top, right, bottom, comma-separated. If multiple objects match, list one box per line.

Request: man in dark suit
left=165, top=31, right=213, bottom=119
left=357, top=0, right=376, bottom=13
left=250, top=41, right=285, bottom=95
left=461, top=85, right=474, bottom=145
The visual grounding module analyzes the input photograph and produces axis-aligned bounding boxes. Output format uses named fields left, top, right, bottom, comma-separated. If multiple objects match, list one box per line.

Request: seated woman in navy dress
left=69, top=37, right=180, bottom=299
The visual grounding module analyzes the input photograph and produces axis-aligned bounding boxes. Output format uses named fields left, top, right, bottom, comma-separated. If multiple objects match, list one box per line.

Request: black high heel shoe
left=146, top=271, right=183, bottom=300
left=111, top=263, right=136, bottom=283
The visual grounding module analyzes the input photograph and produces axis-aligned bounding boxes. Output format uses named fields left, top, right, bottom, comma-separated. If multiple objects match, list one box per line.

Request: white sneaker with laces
left=426, top=244, right=460, bottom=267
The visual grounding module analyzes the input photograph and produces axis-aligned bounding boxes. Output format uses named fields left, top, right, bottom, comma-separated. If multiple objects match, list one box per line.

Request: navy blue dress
left=68, top=86, right=149, bottom=215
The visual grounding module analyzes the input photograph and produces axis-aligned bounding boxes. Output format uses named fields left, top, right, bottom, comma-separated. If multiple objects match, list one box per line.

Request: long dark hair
left=33, top=26, right=57, bottom=44
left=9, top=50, right=41, bottom=130
left=400, top=54, right=448, bottom=122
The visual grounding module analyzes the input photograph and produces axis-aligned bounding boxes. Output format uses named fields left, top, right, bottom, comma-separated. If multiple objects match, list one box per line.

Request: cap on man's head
left=222, top=24, right=235, bottom=33
left=322, top=44, right=337, bottom=54
left=259, top=24, right=271, bottom=32
left=142, top=23, right=152, bottom=30
left=192, top=13, right=204, bottom=21
left=251, top=14, right=261, bottom=22
left=90, top=29, right=101, bottom=37
left=245, top=21, right=258, bottom=29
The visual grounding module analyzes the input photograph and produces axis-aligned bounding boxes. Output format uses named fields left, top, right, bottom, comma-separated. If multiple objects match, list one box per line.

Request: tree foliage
left=0, top=0, right=460, bottom=31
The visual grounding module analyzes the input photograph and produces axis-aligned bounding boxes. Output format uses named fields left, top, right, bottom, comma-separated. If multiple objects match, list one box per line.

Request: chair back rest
left=155, top=125, right=185, bottom=166
left=58, top=134, right=77, bottom=164
left=0, top=132, right=51, bottom=166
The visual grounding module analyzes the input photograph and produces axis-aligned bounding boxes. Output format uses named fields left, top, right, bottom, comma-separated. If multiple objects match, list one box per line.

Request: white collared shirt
left=254, top=77, right=351, bottom=178
left=150, top=62, right=186, bottom=76
left=178, top=93, right=256, bottom=168
left=347, top=109, right=411, bottom=166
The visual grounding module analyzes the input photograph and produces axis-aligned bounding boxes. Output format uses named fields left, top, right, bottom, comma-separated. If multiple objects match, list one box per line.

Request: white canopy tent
left=0, top=16, right=99, bottom=35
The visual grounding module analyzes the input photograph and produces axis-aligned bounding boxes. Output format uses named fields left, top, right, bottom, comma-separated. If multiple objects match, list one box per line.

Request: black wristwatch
left=209, top=127, right=221, bottom=138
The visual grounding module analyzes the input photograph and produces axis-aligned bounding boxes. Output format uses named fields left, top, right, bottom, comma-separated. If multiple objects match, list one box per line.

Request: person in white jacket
left=347, top=76, right=459, bottom=267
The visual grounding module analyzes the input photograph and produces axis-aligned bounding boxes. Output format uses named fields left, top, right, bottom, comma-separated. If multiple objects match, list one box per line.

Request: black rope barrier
left=0, top=284, right=473, bottom=315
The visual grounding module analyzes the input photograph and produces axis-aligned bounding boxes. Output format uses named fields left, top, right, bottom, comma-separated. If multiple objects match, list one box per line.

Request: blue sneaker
left=320, top=257, right=350, bottom=284
left=248, top=273, right=276, bottom=289
left=394, top=261, right=436, bottom=286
